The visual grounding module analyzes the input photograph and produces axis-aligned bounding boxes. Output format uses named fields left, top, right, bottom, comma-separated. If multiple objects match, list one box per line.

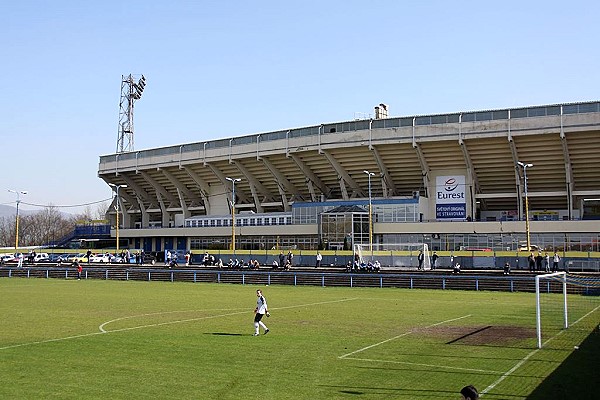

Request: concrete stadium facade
left=98, top=101, right=600, bottom=260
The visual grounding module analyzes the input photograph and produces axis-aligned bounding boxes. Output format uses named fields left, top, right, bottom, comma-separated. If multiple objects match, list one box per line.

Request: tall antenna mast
left=117, top=74, right=146, bottom=153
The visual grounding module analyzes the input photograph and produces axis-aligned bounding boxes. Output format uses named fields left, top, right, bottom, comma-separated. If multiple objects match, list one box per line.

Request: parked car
left=68, top=253, right=89, bottom=263
left=90, top=253, right=112, bottom=263
left=33, top=253, right=50, bottom=262
left=518, top=244, right=541, bottom=252
left=1, top=253, right=16, bottom=263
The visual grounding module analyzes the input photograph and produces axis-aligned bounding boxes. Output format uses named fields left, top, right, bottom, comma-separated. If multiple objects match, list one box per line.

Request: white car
left=33, top=253, right=50, bottom=262
left=90, top=253, right=112, bottom=263
left=1, top=254, right=15, bottom=263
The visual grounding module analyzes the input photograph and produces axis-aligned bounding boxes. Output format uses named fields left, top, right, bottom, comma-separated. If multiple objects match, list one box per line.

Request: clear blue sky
left=1, top=0, right=599, bottom=214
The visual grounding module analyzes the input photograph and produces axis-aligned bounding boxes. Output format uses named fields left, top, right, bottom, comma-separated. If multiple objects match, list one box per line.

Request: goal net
left=535, top=272, right=600, bottom=349
left=353, top=243, right=431, bottom=270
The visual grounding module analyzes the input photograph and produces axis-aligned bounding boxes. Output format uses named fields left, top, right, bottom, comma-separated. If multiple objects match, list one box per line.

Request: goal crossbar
left=535, top=272, right=567, bottom=349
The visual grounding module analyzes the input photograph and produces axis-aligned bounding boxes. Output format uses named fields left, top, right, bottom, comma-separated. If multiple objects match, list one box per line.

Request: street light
left=108, top=183, right=127, bottom=255
left=363, top=170, right=375, bottom=260
left=226, top=177, right=241, bottom=252
left=517, top=162, right=533, bottom=251
left=8, top=189, right=27, bottom=250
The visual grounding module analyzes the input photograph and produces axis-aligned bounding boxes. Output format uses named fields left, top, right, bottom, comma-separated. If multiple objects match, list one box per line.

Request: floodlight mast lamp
left=117, top=74, right=146, bottom=153
left=8, top=189, right=27, bottom=250
left=109, top=184, right=127, bottom=254
left=226, top=177, right=241, bottom=253
left=517, top=162, right=534, bottom=251
left=363, top=170, right=375, bottom=260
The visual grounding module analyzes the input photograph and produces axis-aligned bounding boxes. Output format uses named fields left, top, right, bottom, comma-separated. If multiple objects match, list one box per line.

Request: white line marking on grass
left=481, top=304, right=600, bottom=397
left=338, top=314, right=472, bottom=359
left=99, top=297, right=357, bottom=333
left=342, top=356, right=504, bottom=374
left=98, top=308, right=247, bottom=332
left=0, top=297, right=358, bottom=351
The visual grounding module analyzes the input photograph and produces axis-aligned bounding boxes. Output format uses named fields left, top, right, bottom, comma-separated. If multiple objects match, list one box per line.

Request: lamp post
left=8, top=189, right=27, bottom=250
left=517, top=162, right=533, bottom=251
left=108, top=183, right=127, bottom=255
left=226, top=177, right=241, bottom=252
left=363, top=170, right=375, bottom=260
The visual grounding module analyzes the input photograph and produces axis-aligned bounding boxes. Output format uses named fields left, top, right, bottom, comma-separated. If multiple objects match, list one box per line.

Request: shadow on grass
left=204, top=332, right=244, bottom=336
left=527, top=325, right=600, bottom=400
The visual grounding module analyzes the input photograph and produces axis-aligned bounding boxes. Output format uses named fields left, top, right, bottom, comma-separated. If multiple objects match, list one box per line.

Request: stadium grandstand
left=97, top=101, right=600, bottom=269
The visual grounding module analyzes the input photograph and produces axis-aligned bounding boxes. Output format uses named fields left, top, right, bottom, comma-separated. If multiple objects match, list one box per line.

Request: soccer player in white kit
left=253, top=289, right=270, bottom=336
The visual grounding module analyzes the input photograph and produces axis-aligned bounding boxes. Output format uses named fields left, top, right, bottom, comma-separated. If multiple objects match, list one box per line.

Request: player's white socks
left=254, top=322, right=259, bottom=335
left=259, top=321, right=268, bottom=331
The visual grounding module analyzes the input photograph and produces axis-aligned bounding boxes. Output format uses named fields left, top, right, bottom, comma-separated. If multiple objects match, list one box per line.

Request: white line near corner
left=481, top=304, right=600, bottom=397
left=0, top=297, right=358, bottom=351
left=338, top=314, right=472, bottom=359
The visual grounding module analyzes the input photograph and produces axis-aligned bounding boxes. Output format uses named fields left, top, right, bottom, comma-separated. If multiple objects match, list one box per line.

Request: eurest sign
left=436, top=175, right=466, bottom=219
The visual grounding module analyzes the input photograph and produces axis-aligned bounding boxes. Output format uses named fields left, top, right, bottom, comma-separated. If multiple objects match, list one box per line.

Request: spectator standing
left=287, top=251, right=294, bottom=267
left=528, top=252, right=536, bottom=272
left=431, top=251, right=439, bottom=270
left=460, top=385, right=479, bottom=400
left=185, top=252, right=190, bottom=266
left=86, top=250, right=92, bottom=265
left=553, top=251, right=561, bottom=272
left=253, top=289, right=270, bottom=336
left=315, top=251, right=322, bottom=268
left=76, top=262, right=83, bottom=280
left=140, top=250, right=145, bottom=265
left=535, top=252, right=543, bottom=271
left=17, top=253, right=24, bottom=268
left=417, top=250, right=424, bottom=270
left=165, top=250, right=172, bottom=266
left=278, top=251, right=285, bottom=268
left=544, top=253, right=550, bottom=272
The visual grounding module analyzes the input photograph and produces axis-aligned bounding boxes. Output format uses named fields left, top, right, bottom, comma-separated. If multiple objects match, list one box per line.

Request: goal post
left=535, top=272, right=600, bottom=349
left=353, top=243, right=431, bottom=270
left=535, top=272, right=567, bottom=349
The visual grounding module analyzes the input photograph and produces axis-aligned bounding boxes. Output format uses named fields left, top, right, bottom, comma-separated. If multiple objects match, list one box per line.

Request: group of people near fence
left=527, top=251, right=561, bottom=272
left=346, top=259, right=381, bottom=273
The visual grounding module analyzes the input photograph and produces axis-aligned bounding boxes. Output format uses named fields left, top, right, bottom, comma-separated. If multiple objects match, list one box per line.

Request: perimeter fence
left=3, top=265, right=599, bottom=295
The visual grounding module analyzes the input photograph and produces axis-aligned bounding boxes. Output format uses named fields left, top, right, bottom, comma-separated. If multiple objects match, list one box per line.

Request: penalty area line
left=1, top=297, right=358, bottom=351
left=338, top=314, right=472, bottom=359
left=343, top=356, right=504, bottom=374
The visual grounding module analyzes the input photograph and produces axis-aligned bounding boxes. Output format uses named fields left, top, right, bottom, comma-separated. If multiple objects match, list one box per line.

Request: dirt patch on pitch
left=415, top=325, right=535, bottom=346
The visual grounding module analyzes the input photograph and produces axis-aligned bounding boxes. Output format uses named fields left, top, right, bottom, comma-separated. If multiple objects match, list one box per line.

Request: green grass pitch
left=0, top=278, right=597, bottom=399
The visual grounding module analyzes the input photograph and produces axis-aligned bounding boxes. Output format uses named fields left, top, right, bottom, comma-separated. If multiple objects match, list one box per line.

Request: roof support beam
left=322, top=150, right=364, bottom=199
left=261, top=157, right=305, bottom=205
left=560, top=131, right=575, bottom=221
left=412, top=142, right=430, bottom=198
left=507, top=136, right=523, bottom=220
left=118, top=174, right=155, bottom=207
left=181, top=166, right=212, bottom=214
left=205, top=163, right=252, bottom=205
left=233, top=160, right=274, bottom=212
left=458, top=139, right=483, bottom=214
left=160, top=168, right=203, bottom=210
left=139, top=170, right=179, bottom=208
left=289, top=154, right=331, bottom=200
left=371, top=145, right=396, bottom=197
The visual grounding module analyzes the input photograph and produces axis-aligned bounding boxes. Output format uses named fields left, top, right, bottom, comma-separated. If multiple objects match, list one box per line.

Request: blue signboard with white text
left=436, top=175, right=466, bottom=220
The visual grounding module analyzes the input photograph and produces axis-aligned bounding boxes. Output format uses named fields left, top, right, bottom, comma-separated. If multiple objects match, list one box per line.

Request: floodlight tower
left=117, top=74, right=146, bottom=153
